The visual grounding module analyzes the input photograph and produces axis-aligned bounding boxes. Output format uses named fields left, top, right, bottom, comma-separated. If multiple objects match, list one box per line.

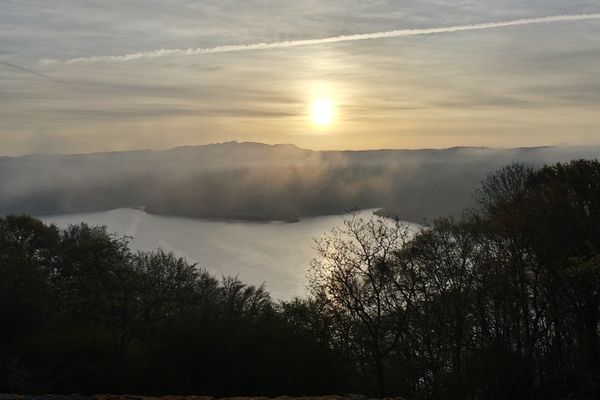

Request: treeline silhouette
left=0, top=221, right=353, bottom=396
left=2, top=160, right=600, bottom=399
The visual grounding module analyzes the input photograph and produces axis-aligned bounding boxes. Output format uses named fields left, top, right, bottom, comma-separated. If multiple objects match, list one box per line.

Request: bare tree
left=309, top=210, right=418, bottom=396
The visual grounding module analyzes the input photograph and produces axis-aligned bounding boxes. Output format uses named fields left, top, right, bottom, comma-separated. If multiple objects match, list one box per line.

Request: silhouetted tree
left=310, top=211, right=418, bottom=396
left=2, top=159, right=600, bottom=399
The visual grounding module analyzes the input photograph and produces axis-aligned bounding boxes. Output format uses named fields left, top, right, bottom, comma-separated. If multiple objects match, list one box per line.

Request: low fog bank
left=1, top=142, right=598, bottom=222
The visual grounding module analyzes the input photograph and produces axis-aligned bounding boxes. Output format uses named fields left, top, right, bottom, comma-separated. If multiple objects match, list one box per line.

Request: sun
left=311, top=98, right=334, bottom=126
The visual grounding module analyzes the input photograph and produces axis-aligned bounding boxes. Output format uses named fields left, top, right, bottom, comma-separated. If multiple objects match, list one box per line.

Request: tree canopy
left=2, top=159, right=600, bottom=399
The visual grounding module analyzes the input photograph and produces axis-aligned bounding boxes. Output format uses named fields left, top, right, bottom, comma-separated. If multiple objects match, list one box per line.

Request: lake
left=42, top=208, right=409, bottom=299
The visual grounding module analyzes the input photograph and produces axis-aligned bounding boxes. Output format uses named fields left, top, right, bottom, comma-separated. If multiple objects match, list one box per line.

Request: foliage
left=310, top=160, right=600, bottom=399
left=2, top=159, right=600, bottom=399
left=0, top=218, right=351, bottom=396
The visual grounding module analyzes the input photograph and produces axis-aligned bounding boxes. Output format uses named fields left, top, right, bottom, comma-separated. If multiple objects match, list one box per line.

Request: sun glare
left=311, top=98, right=334, bottom=126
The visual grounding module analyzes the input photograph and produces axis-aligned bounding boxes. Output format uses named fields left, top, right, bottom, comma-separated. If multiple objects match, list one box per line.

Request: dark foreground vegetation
left=0, top=395, right=386, bottom=400
left=2, top=160, right=600, bottom=399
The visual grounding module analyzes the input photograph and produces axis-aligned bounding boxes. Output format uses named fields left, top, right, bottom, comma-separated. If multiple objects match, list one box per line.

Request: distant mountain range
left=1, top=141, right=598, bottom=222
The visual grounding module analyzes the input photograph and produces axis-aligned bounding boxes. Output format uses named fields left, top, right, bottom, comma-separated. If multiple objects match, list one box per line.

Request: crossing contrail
left=40, top=13, right=600, bottom=64
left=0, top=60, right=79, bottom=88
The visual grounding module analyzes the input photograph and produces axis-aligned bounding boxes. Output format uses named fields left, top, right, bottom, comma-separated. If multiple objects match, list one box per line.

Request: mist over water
left=6, top=143, right=600, bottom=224
left=41, top=208, right=402, bottom=299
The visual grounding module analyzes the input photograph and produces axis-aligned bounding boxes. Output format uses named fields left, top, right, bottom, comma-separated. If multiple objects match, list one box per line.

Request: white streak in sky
left=40, top=13, right=600, bottom=64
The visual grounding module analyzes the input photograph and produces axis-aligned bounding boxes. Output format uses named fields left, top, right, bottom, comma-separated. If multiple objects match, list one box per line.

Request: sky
left=1, top=0, right=599, bottom=155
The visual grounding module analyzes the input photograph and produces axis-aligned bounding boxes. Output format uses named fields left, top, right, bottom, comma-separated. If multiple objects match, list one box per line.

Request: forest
left=2, top=159, right=600, bottom=399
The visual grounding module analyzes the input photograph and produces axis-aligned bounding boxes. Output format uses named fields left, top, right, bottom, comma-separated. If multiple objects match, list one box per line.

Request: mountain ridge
left=0, top=140, right=579, bottom=159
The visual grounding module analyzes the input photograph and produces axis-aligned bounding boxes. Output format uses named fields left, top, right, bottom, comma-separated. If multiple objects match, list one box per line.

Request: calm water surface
left=42, top=208, right=414, bottom=299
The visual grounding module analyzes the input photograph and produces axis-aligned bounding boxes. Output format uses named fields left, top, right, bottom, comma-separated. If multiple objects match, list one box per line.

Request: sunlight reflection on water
left=42, top=208, right=417, bottom=299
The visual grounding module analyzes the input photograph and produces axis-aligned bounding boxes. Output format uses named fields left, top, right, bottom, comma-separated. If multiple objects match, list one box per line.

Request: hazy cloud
left=40, top=13, right=600, bottom=64
left=0, top=1, right=599, bottom=154
left=0, top=59, right=78, bottom=88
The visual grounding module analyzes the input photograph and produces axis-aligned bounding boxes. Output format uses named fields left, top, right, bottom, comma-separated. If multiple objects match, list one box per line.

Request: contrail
left=40, top=13, right=600, bottom=64
left=0, top=60, right=79, bottom=88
